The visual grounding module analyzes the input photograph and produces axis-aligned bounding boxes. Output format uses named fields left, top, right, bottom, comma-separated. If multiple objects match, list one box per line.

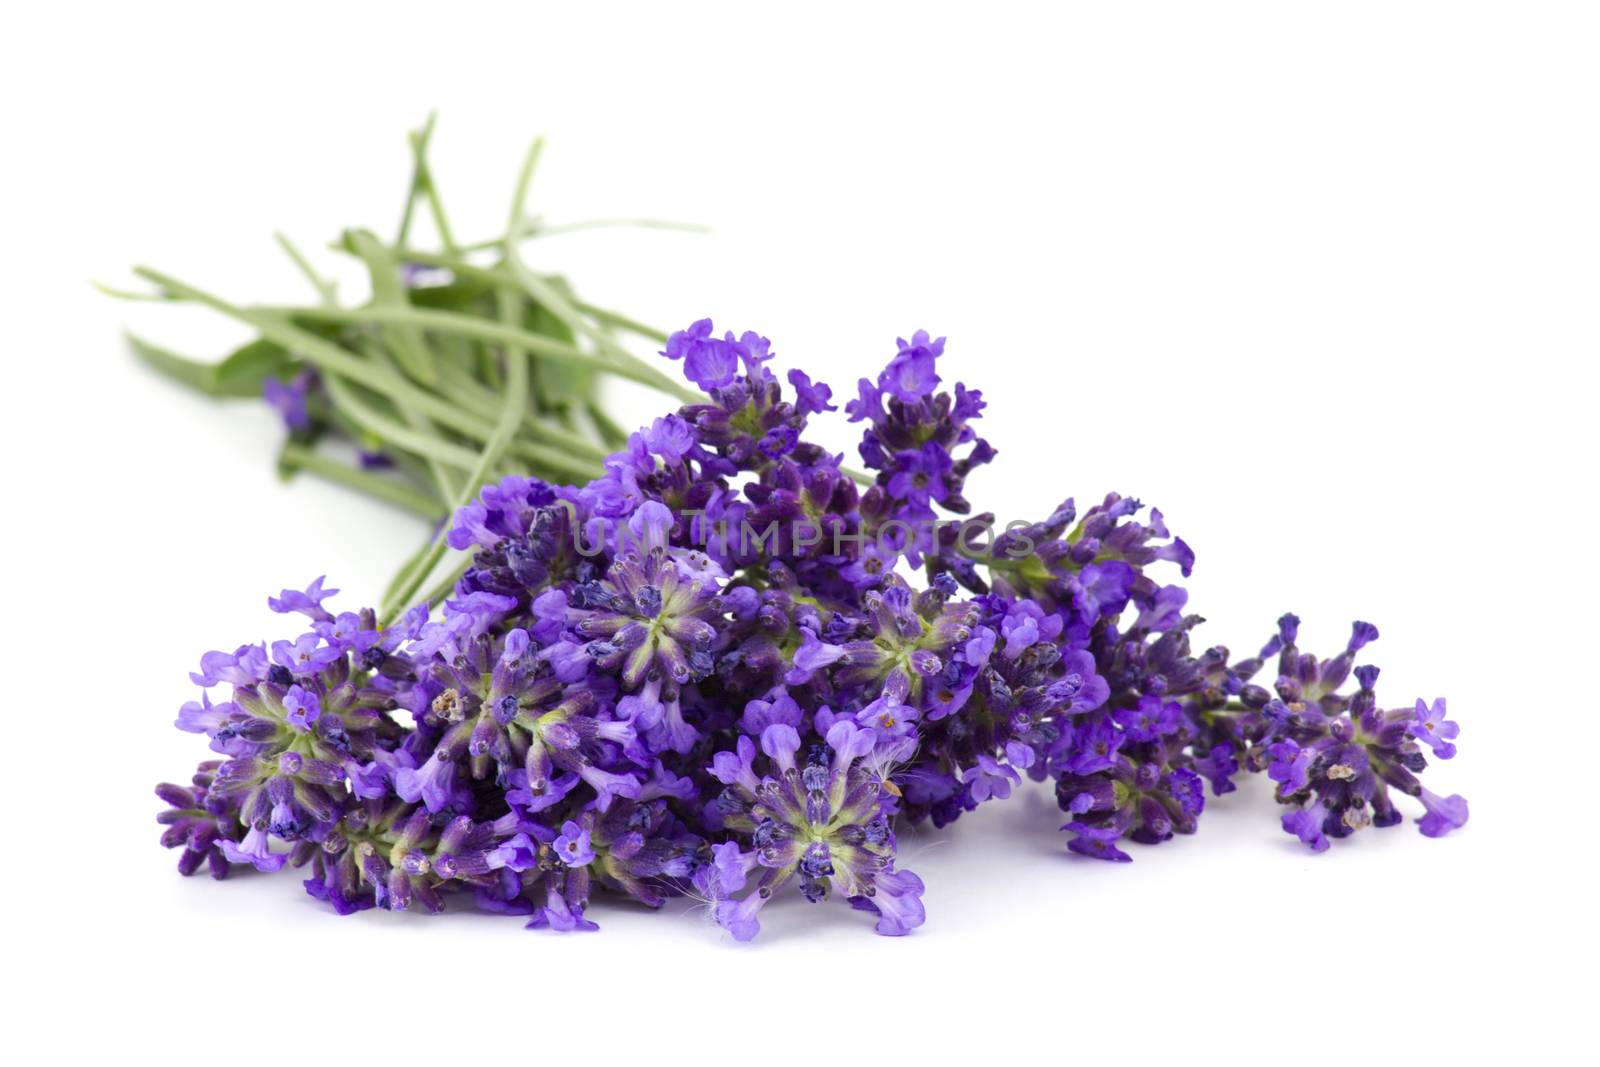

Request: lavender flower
left=155, top=322, right=1468, bottom=940
left=702, top=722, right=923, bottom=939
left=263, top=370, right=315, bottom=432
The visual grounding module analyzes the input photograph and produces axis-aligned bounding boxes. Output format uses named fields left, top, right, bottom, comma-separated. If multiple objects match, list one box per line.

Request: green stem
left=520, top=415, right=609, bottom=461
left=843, top=466, right=874, bottom=487
left=378, top=137, right=542, bottom=625
left=320, top=372, right=482, bottom=471
left=409, top=118, right=460, bottom=254
left=133, top=267, right=508, bottom=445
left=412, top=554, right=474, bottom=612
left=396, top=112, right=442, bottom=250
left=573, top=301, right=669, bottom=344
left=508, top=439, right=605, bottom=481
left=347, top=228, right=439, bottom=386
left=273, top=232, right=338, bottom=305
left=256, top=301, right=696, bottom=401
left=434, top=362, right=609, bottom=462
left=501, top=244, right=684, bottom=401
left=362, top=341, right=461, bottom=501
left=279, top=443, right=442, bottom=518
left=458, top=216, right=709, bottom=251
left=586, top=401, right=631, bottom=449
left=382, top=525, right=443, bottom=608
left=380, top=531, right=451, bottom=626
left=321, top=244, right=698, bottom=402
left=93, top=279, right=176, bottom=302
left=504, top=239, right=641, bottom=364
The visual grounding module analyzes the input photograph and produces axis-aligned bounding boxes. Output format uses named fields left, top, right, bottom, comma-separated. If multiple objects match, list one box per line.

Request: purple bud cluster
left=157, top=321, right=1467, bottom=938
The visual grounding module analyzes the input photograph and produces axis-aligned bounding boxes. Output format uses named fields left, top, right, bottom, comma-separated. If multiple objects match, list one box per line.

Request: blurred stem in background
left=100, top=115, right=704, bottom=622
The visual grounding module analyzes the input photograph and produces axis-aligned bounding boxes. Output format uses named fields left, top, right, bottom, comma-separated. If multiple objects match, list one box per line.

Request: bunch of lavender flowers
left=156, top=320, right=1467, bottom=939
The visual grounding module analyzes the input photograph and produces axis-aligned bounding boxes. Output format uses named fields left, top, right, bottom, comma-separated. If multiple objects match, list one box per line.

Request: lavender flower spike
left=153, top=323, right=1467, bottom=937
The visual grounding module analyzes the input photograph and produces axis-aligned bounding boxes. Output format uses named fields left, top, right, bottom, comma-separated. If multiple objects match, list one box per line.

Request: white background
left=4, top=2, right=1595, bottom=1061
